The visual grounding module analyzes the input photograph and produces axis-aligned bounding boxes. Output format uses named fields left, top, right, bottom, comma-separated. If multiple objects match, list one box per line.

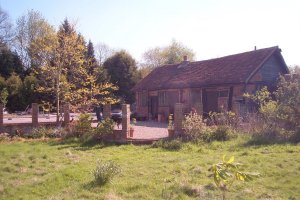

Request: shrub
left=210, top=126, right=236, bottom=141
left=182, top=112, right=207, bottom=140
left=209, top=111, right=240, bottom=129
left=94, top=118, right=115, bottom=139
left=73, top=113, right=93, bottom=137
left=0, top=133, right=10, bottom=142
left=92, top=160, right=121, bottom=186
left=29, top=127, right=48, bottom=138
left=152, top=139, right=183, bottom=151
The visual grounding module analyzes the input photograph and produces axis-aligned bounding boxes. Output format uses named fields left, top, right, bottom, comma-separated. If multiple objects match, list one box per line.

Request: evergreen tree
left=0, top=43, right=24, bottom=78
left=103, top=50, right=139, bottom=104
left=34, top=19, right=118, bottom=122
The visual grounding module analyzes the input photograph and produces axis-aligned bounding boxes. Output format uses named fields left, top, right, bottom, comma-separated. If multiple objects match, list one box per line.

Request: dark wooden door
left=203, top=90, right=218, bottom=117
left=150, top=96, right=158, bottom=119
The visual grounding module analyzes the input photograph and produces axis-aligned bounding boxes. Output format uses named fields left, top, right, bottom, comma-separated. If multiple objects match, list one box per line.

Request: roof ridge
left=188, top=46, right=278, bottom=65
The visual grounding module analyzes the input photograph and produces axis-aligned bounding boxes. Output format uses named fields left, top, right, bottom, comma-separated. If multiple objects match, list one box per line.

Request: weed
left=92, top=160, right=121, bottom=186
left=152, top=139, right=183, bottom=151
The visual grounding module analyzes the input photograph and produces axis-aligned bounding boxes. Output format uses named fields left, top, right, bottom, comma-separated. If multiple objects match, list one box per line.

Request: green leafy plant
left=0, top=88, right=8, bottom=108
left=209, top=156, right=260, bottom=200
left=152, top=139, right=182, bottom=151
left=209, top=111, right=239, bottom=129
left=73, top=113, right=92, bottom=137
left=28, top=127, right=53, bottom=139
left=92, top=160, right=121, bottom=186
left=94, top=118, right=115, bottom=138
left=182, top=112, right=207, bottom=140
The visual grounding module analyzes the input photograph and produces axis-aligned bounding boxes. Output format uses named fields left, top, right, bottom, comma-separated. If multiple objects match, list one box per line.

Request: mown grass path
left=0, top=137, right=299, bottom=199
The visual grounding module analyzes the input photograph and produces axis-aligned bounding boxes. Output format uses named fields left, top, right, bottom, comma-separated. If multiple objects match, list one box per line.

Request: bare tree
left=94, top=42, right=114, bottom=66
left=14, top=10, right=55, bottom=69
left=0, top=7, right=13, bottom=48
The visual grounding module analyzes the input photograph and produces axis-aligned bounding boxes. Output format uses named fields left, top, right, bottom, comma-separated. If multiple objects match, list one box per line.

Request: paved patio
left=131, top=121, right=168, bottom=139
left=92, top=121, right=168, bottom=140
left=2, top=115, right=168, bottom=140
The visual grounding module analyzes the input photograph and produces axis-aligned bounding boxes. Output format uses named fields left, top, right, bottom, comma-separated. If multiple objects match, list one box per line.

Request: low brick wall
left=0, top=122, right=58, bottom=135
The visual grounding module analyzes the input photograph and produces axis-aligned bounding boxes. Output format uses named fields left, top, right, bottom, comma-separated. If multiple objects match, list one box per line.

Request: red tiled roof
left=133, top=46, right=286, bottom=91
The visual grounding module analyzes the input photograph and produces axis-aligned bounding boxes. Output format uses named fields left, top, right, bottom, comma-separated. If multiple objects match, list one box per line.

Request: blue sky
left=1, top=0, right=300, bottom=66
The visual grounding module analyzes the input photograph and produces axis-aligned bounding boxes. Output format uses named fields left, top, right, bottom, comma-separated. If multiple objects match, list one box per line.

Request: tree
left=95, top=42, right=114, bottom=66
left=14, top=10, right=55, bottom=70
left=5, top=73, right=23, bottom=111
left=275, top=73, right=300, bottom=129
left=0, top=7, right=13, bottom=48
left=142, top=39, right=195, bottom=67
left=0, top=88, right=8, bottom=108
left=0, top=43, right=24, bottom=78
left=33, top=19, right=118, bottom=122
left=103, top=51, right=139, bottom=103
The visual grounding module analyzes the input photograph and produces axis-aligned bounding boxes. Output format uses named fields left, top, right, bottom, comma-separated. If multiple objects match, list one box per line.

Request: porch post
left=174, top=103, right=183, bottom=136
left=122, top=104, right=130, bottom=139
left=103, top=104, right=111, bottom=120
left=32, top=103, right=39, bottom=127
left=0, top=104, right=3, bottom=125
left=64, top=103, right=70, bottom=126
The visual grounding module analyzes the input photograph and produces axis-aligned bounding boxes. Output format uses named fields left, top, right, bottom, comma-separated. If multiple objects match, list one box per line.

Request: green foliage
left=245, top=77, right=300, bottom=143
left=275, top=74, right=300, bottom=129
left=0, top=87, right=8, bottom=107
left=73, top=113, right=92, bottom=137
left=103, top=50, right=139, bottom=104
left=209, top=111, right=239, bottom=128
left=142, top=39, right=195, bottom=68
left=28, top=127, right=53, bottom=139
left=210, top=156, right=260, bottom=199
left=92, top=160, right=121, bottom=186
left=0, top=44, right=24, bottom=78
left=152, top=139, right=183, bottom=151
left=94, top=118, right=115, bottom=138
left=15, top=9, right=55, bottom=69
left=208, top=126, right=236, bottom=142
left=182, top=112, right=207, bottom=140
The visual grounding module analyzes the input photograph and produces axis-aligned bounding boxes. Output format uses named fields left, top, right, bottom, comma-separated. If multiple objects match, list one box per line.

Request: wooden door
left=150, top=96, right=158, bottom=119
left=203, top=90, right=218, bottom=117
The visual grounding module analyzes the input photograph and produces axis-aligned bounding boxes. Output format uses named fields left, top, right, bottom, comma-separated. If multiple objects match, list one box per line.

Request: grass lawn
left=0, top=136, right=299, bottom=200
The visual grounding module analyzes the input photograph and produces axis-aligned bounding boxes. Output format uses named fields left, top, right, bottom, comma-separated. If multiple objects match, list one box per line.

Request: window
left=158, top=91, right=168, bottom=106
left=218, top=90, right=229, bottom=97
left=191, top=89, right=202, bottom=104
left=139, top=91, right=147, bottom=106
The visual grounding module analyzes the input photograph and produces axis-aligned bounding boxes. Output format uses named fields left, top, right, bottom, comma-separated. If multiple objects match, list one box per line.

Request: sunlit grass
left=0, top=136, right=299, bottom=199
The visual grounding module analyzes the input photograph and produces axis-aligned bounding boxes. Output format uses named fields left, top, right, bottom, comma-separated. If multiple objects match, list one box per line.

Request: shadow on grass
left=82, top=180, right=108, bottom=191
left=47, top=137, right=119, bottom=151
left=241, top=136, right=299, bottom=147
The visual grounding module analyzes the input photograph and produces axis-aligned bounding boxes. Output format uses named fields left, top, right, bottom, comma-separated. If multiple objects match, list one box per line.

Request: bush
left=250, top=127, right=299, bottom=144
left=73, top=113, right=93, bottom=137
left=152, top=139, right=183, bottom=151
left=0, top=133, right=10, bottom=142
left=92, top=160, right=121, bottom=186
left=28, top=127, right=48, bottom=138
left=209, top=111, right=240, bottom=129
left=182, top=113, right=207, bottom=140
left=93, top=118, right=115, bottom=139
left=209, top=126, right=236, bottom=141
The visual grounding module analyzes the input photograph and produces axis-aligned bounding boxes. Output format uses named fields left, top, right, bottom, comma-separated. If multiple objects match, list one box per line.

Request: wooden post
left=103, top=104, right=111, bottom=120
left=0, top=104, right=3, bottom=125
left=174, top=103, right=183, bottom=136
left=122, top=104, right=130, bottom=139
left=32, top=103, right=39, bottom=127
left=64, top=103, right=70, bottom=126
